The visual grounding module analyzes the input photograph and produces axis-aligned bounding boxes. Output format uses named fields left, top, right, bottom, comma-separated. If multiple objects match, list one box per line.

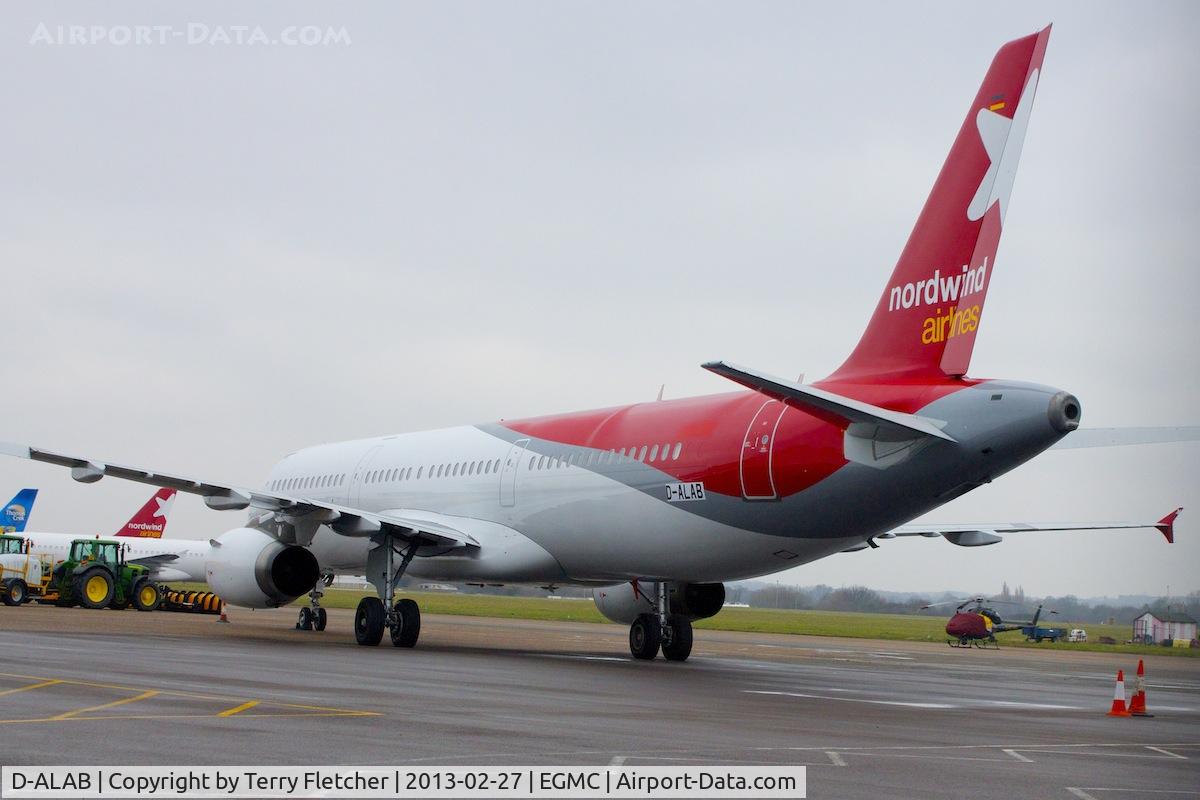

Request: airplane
left=2, top=26, right=1197, bottom=661
left=2, top=489, right=38, bottom=533
left=19, top=489, right=203, bottom=582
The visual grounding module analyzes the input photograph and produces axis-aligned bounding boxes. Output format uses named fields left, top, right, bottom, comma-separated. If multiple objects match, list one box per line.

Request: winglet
left=1156, top=508, right=1182, bottom=544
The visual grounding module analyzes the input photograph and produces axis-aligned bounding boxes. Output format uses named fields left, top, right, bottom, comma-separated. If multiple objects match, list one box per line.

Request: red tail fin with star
left=828, top=26, right=1051, bottom=383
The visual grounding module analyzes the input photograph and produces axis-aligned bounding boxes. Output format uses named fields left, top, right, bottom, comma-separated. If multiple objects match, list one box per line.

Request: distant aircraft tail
left=115, top=488, right=177, bottom=538
left=828, top=26, right=1051, bottom=383
left=2, top=488, right=38, bottom=533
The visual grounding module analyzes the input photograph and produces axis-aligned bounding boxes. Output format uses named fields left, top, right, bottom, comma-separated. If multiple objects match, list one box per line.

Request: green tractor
left=52, top=539, right=162, bottom=611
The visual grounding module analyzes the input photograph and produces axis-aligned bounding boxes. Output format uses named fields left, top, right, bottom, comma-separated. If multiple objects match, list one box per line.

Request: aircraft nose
left=1047, top=391, right=1082, bottom=433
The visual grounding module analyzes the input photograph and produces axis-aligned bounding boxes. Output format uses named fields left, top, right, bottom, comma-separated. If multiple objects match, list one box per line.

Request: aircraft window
left=649, top=445, right=659, bottom=462
left=660, top=443, right=670, bottom=461
left=638, top=446, right=648, bottom=462
left=469, top=462, right=476, bottom=476
left=528, top=457, right=535, bottom=471
left=416, top=467, right=423, bottom=479
left=672, top=442, right=682, bottom=460
left=617, top=448, right=626, bottom=459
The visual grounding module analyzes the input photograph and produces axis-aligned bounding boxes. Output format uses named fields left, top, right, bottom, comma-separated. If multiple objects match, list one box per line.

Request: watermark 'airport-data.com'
left=30, top=23, right=351, bottom=47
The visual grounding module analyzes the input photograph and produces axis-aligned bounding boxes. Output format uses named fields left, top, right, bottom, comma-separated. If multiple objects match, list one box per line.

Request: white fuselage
left=18, top=532, right=210, bottom=583
left=266, top=424, right=857, bottom=586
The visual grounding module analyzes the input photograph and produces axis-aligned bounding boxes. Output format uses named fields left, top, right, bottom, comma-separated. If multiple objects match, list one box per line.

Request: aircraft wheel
left=661, top=616, right=693, bottom=662
left=3, top=579, right=27, bottom=606
left=297, top=606, right=313, bottom=631
left=313, top=607, right=328, bottom=631
left=629, top=613, right=661, bottom=660
left=76, top=568, right=114, bottom=609
left=133, top=580, right=161, bottom=612
left=354, top=597, right=384, bottom=646
left=390, top=599, right=421, bottom=648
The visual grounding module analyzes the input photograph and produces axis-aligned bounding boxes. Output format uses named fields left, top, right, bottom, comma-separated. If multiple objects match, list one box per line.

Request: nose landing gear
left=296, top=573, right=333, bottom=632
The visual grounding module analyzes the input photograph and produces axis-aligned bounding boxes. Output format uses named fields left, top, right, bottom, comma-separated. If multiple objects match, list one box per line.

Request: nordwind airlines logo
left=126, top=493, right=174, bottom=535
left=886, top=68, right=1039, bottom=346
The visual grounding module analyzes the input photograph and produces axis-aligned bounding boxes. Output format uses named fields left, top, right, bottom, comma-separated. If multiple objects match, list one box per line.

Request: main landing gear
left=296, top=573, right=333, bottom=632
left=354, top=535, right=422, bottom=648
left=629, top=582, right=693, bottom=662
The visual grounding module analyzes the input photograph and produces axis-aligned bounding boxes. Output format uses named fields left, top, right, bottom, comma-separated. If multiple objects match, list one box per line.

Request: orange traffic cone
left=1107, top=669, right=1131, bottom=716
left=1128, top=659, right=1153, bottom=717
left=217, top=603, right=230, bottom=624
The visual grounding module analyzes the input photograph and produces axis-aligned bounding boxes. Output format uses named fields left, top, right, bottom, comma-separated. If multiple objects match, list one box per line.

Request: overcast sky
left=3, top=1, right=1197, bottom=599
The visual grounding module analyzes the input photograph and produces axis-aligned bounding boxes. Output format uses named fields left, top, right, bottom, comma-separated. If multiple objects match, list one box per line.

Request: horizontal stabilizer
left=890, top=508, right=1181, bottom=545
left=702, top=361, right=955, bottom=442
left=1051, top=426, right=1200, bottom=450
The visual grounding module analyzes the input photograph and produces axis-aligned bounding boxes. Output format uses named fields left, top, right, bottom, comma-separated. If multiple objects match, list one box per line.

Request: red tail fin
left=829, top=26, right=1051, bottom=382
left=114, top=488, right=177, bottom=538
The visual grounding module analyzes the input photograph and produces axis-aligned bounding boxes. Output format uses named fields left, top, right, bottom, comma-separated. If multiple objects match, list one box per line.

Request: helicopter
left=921, top=597, right=1059, bottom=648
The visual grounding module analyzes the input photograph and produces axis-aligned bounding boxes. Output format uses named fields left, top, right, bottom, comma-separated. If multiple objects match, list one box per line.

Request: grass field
left=170, top=583, right=1196, bottom=658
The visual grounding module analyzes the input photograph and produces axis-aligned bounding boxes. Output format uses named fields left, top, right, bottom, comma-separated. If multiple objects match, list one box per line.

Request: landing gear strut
left=296, top=573, right=332, bottom=632
left=628, top=582, right=693, bottom=662
left=355, top=535, right=422, bottom=648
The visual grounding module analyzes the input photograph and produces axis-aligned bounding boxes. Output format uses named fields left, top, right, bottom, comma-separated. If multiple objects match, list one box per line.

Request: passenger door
left=499, top=438, right=530, bottom=507
left=740, top=401, right=786, bottom=500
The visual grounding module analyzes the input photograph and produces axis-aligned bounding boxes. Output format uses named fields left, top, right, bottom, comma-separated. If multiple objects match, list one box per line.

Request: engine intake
left=206, top=528, right=320, bottom=608
left=592, top=581, right=725, bottom=625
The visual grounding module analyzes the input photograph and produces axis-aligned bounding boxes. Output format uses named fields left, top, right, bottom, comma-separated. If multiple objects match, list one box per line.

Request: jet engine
left=592, top=581, right=725, bottom=625
left=205, top=527, right=320, bottom=608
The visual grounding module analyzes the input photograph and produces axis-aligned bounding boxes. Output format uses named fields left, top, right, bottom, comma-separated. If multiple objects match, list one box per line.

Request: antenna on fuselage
left=656, top=384, right=665, bottom=401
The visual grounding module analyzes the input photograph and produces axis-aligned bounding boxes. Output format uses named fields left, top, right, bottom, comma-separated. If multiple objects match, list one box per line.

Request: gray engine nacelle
left=205, top=527, right=320, bottom=609
left=592, top=581, right=725, bottom=625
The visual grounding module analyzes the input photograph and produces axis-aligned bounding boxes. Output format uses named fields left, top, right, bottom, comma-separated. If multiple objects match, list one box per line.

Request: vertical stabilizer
left=828, top=26, right=1051, bottom=382
left=2, top=488, right=38, bottom=532
left=115, top=488, right=177, bottom=538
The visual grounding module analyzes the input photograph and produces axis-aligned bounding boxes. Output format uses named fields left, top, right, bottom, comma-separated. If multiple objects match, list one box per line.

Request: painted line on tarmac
left=825, top=751, right=847, bottom=767
left=1069, top=790, right=1200, bottom=797
left=53, top=690, right=160, bottom=719
left=217, top=700, right=260, bottom=717
left=0, top=679, right=62, bottom=696
left=1002, top=749, right=1035, bottom=763
left=987, top=700, right=1082, bottom=710
left=1144, top=746, right=1188, bottom=759
left=744, top=689, right=956, bottom=709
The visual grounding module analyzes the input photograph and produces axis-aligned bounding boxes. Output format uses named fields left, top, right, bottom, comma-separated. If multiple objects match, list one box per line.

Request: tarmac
left=0, top=603, right=1196, bottom=799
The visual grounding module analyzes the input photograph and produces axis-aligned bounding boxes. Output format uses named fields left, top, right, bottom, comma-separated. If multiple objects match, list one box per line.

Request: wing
left=880, top=508, right=1181, bottom=548
left=0, top=441, right=478, bottom=551
left=1050, top=426, right=1200, bottom=450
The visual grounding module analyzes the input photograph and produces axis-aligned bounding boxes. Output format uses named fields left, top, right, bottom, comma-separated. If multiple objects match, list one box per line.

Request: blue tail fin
left=2, top=488, right=37, bottom=532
